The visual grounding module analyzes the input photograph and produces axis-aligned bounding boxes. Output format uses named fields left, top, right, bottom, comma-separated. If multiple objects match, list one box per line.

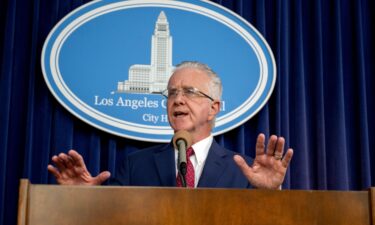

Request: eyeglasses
left=161, top=87, right=214, bottom=101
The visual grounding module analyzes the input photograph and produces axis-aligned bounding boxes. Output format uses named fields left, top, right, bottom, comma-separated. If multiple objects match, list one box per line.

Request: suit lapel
left=153, top=143, right=176, bottom=186
left=198, top=140, right=228, bottom=187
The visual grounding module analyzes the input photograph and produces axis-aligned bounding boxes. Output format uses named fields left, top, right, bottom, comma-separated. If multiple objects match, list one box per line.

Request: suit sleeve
left=108, top=155, right=130, bottom=186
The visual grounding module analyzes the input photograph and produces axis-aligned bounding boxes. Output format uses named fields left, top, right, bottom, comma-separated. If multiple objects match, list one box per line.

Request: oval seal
left=42, top=0, right=276, bottom=142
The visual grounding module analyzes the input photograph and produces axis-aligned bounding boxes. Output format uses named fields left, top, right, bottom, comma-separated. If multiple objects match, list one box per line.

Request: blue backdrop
left=1, top=0, right=374, bottom=225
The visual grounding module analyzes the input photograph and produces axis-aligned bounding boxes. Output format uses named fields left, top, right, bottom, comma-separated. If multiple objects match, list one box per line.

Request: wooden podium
left=18, top=179, right=375, bottom=225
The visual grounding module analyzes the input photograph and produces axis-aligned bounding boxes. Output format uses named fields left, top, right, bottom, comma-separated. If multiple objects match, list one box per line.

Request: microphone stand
left=177, top=139, right=188, bottom=187
left=178, top=169, right=187, bottom=187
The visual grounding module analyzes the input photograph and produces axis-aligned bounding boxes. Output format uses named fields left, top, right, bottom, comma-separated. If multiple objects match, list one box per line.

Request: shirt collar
left=174, top=135, right=213, bottom=165
left=191, top=135, right=213, bottom=165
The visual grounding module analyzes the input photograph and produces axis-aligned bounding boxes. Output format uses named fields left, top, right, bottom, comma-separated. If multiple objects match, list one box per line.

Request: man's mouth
left=173, top=111, right=188, bottom=117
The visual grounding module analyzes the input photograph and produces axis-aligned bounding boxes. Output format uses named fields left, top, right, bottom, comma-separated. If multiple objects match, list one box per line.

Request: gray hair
left=173, top=61, right=222, bottom=128
left=173, top=61, right=222, bottom=100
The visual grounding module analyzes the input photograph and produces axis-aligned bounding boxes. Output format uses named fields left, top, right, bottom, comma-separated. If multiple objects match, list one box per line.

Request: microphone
left=173, top=130, right=192, bottom=187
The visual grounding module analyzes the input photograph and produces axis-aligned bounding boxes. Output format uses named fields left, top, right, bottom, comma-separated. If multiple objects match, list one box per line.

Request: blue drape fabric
left=1, top=0, right=374, bottom=224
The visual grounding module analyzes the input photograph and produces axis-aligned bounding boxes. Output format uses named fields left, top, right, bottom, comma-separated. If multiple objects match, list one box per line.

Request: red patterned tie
left=176, top=147, right=195, bottom=188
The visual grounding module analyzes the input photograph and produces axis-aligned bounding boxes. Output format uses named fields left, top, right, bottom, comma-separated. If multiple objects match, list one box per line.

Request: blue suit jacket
left=110, top=140, right=253, bottom=188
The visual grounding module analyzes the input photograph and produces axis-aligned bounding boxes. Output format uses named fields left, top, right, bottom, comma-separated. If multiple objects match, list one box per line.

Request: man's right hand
left=47, top=150, right=111, bottom=185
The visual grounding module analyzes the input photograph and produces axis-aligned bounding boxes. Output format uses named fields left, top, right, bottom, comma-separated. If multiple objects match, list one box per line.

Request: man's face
left=166, top=68, right=220, bottom=142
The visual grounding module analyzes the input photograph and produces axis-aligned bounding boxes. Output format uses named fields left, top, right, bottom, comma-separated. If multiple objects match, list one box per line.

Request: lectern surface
left=18, top=179, right=372, bottom=225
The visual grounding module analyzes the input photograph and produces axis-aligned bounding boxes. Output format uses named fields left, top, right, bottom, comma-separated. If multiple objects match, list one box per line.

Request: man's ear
left=208, top=100, right=221, bottom=120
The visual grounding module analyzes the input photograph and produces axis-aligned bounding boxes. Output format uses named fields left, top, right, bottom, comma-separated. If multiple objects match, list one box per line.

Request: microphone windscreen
left=173, top=130, right=192, bottom=149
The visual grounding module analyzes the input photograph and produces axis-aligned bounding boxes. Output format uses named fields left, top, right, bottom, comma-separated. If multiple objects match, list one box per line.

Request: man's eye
left=169, top=90, right=177, bottom=96
left=185, top=89, right=196, bottom=95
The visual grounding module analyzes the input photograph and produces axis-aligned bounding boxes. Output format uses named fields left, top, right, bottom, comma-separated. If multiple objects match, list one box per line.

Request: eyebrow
left=168, top=86, right=194, bottom=90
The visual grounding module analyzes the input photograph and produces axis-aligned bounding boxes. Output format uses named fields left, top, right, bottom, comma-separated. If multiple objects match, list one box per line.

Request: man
left=48, top=61, right=293, bottom=189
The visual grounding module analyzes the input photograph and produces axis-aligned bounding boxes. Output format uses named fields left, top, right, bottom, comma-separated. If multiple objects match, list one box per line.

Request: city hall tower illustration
left=117, top=11, right=174, bottom=94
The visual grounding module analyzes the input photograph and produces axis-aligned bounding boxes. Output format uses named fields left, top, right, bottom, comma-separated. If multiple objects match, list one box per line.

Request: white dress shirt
left=174, top=135, right=213, bottom=188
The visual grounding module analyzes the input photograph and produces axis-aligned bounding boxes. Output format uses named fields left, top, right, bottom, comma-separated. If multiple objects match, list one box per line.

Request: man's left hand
left=234, top=133, right=293, bottom=189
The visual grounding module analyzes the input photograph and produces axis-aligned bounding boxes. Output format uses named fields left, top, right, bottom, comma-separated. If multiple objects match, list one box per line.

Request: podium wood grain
left=18, top=179, right=373, bottom=225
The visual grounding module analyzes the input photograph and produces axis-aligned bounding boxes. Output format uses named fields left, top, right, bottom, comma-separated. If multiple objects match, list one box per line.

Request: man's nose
left=173, top=91, right=185, bottom=104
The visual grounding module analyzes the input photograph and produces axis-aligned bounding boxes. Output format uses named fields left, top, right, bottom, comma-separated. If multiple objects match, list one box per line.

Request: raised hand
left=47, top=150, right=110, bottom=185
left=234, top=133, right=293, bottom=189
